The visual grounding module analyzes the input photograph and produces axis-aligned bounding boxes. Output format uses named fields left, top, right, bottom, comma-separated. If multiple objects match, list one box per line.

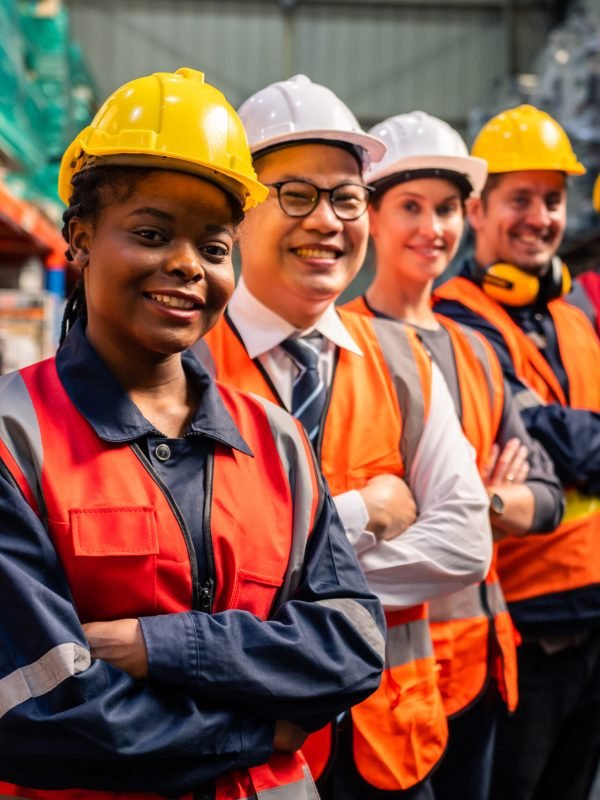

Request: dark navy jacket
left=0, top=322, right=385, bottom=794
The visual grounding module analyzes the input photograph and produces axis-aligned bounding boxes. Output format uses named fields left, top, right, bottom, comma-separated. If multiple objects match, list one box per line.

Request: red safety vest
left=346, top=297, right=519, bottom=717
left=435, top=278, right=600, bottom=609
left=0, top=358, right=322, bottom=800
left=201, top=309, right=448, bottom=792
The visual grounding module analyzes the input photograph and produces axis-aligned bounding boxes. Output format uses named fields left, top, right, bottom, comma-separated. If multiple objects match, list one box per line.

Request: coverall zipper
left=130, top=441, right=217, bottom=800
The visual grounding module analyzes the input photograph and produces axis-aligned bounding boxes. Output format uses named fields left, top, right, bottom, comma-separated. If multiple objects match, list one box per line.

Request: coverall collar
left=56, top=319, right=252, bottom=454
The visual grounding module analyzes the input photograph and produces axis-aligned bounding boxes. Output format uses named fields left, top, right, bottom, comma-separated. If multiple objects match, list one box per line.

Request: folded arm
left=357, top=364, right=492, bottom=608
left=86, top=491, right=385, bottom=732
left=0, top=474, right=274, bottom=793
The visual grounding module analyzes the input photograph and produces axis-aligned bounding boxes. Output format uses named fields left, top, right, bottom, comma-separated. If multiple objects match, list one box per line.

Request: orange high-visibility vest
left=0, top=358, right=322, bottom=800
left=201, top=308, right=448, bottom=792
left=435, top=277, right=600, bottom=610
left=346, top=296, right=519, bottom=716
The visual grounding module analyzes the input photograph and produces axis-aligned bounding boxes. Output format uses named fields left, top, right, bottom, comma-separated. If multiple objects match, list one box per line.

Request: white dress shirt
left=225, top=278, right=492, bottom=608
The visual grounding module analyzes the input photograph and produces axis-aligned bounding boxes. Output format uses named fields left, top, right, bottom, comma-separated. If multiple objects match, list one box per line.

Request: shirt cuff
left=529, top=481, right=565, bottom=533
left=235, top=713, right=275, bottom=770
left=141, top=611, right=198, bottom=683
left=333, top=490, right=377, bottom=554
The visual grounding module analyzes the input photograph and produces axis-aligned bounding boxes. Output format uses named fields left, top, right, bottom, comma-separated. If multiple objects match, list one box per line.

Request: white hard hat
left=365, top=111, right=488, bottom=196
left=238, top=74, right=386, bottom=170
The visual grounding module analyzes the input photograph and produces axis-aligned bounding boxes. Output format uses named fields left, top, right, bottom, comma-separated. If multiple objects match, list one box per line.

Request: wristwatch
left=488, top=491, right=505, bottom=516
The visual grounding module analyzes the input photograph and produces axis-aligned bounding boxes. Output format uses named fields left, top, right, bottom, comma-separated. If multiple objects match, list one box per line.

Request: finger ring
left=506, top=473, right=515, bottom=482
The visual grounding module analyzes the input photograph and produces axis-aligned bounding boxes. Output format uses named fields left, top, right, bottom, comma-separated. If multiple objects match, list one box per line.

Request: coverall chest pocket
left=51, top=506, right=159, bottom=622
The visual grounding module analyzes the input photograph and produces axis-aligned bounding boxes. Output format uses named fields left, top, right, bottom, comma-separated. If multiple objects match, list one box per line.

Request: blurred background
left=1, top=0, right=600, bottom=369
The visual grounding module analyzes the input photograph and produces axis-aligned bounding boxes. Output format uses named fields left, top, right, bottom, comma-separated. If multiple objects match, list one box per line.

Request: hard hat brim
left=58, top=142, right=268, bottom=211
left=250, top=129, right=387, bottom=169
left=367, top=154, right=488, bottom=196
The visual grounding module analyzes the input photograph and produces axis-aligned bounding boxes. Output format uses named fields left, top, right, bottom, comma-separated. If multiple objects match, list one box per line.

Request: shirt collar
left=56, top=319, right=252, bottom=455
left=229, top=276, right=363, bottom=358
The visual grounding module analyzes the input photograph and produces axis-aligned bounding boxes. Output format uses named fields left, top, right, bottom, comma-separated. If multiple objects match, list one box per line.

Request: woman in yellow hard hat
left=0, top=68, right=384, bottom=800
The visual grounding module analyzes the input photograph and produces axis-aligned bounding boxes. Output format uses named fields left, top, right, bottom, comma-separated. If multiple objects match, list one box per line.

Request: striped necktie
left=280, top=333, right=326, bottom=444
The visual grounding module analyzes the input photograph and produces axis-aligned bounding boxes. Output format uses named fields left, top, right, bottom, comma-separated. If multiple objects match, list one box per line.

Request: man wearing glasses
left=196, top=74, right=491, bottom=799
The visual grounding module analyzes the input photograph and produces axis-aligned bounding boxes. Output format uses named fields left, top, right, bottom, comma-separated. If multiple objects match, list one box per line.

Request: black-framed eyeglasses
left=265, top=180, right=373, bottom=221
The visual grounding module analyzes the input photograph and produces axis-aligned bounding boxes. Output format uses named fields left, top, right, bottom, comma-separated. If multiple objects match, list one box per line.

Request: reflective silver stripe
left=429, top=584, right=484, bottom=622
left=252, top=396, right=318, bottom=609
left=0, top=371, right=45, bottom=514
left=460, top=325, right=497, bottom=416
left=318, top=598, right=385, bottom=661
left=191, top=339, right=217, bottom=378
left=429, top=582, right=508, bottom=623
left=486, top=581, right=508, bottom=616
left=371, top=317, right=426, bottom=469
left=252, top=766, right=320, bottom=799
left=513, top=388, right=546, bottom=411
left=0, top=643, right=90, bottom=719
left=386, top=618, right=432, bottom=668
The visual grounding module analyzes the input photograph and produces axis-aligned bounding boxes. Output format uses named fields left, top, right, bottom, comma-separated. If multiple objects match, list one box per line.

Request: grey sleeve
left=497, top=379, right=565, bottom=532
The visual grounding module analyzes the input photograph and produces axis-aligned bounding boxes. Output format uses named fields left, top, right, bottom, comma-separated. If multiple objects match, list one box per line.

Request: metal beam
left=117, top=0, right=543, bottom=7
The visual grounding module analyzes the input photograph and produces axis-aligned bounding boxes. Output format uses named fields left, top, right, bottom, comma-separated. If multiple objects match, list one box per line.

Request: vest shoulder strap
left=548, top=299, right=600, bottom=409
left=216, top=383, right=323, bottom=608
left=435, top=276, right=567, bottom=405
left=438, top=315, right=505, bottom=437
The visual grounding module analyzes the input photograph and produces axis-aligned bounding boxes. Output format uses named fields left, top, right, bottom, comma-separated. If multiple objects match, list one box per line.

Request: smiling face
left=468, top=170, right=567, bottom=273
left=239, top=143, right=369, bottom=327
left=369, top=178, right=465, bottom=289
left=68, top=169, right=236, bottom=362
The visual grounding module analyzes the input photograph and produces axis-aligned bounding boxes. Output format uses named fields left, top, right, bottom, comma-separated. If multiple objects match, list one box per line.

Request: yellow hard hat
left=593, top=175, right=600, bottom=213
left=58, top=67, right=268, bottom=211
left=471, top=104, right=585, bottom=176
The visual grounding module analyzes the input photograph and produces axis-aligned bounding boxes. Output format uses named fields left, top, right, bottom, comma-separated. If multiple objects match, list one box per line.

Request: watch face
left=489, top=492, right=505, bottom=515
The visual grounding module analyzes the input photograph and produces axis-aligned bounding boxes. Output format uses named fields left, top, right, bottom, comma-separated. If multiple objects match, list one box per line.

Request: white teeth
left=149, top=293, right=195, bottom=310
left=294, top=248, right=339, bottom=259
left=518, top=235, right=543, bottom=244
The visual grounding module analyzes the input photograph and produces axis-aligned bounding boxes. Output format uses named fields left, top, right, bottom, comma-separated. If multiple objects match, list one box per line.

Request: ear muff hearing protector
left=480, top=256, right=571, bottom=307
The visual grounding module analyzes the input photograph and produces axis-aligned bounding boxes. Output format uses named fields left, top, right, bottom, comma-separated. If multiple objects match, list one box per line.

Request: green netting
left=0, top=2, right=96, bottom=194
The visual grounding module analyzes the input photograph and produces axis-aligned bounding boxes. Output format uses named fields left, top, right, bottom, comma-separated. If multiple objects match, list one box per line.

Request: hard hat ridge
left=237, top=74, right=386, bottom=170
left=471, top=104, right=585, bottom=176
left=58, top=67, right=268, bottom=211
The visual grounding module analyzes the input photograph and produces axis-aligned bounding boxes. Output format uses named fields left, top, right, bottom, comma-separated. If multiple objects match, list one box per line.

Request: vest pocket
left=52, top=507, right=159, bottom=621
left=230, top=568, right=284, bottom=620
left=71, top=506, right=159, bottom=557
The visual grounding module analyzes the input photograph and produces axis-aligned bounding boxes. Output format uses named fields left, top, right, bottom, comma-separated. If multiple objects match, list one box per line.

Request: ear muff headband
left=481, top=257, right=571, bottom=307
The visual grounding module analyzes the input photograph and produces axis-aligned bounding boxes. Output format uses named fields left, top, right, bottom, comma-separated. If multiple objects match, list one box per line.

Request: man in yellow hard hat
left=434, top=104, right=600, bottom=800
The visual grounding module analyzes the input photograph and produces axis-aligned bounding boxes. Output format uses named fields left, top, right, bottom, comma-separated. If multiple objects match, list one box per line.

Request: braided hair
left=59, top=166, right=148, bottom=346
left=59, top=166, right=245, bottom=347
